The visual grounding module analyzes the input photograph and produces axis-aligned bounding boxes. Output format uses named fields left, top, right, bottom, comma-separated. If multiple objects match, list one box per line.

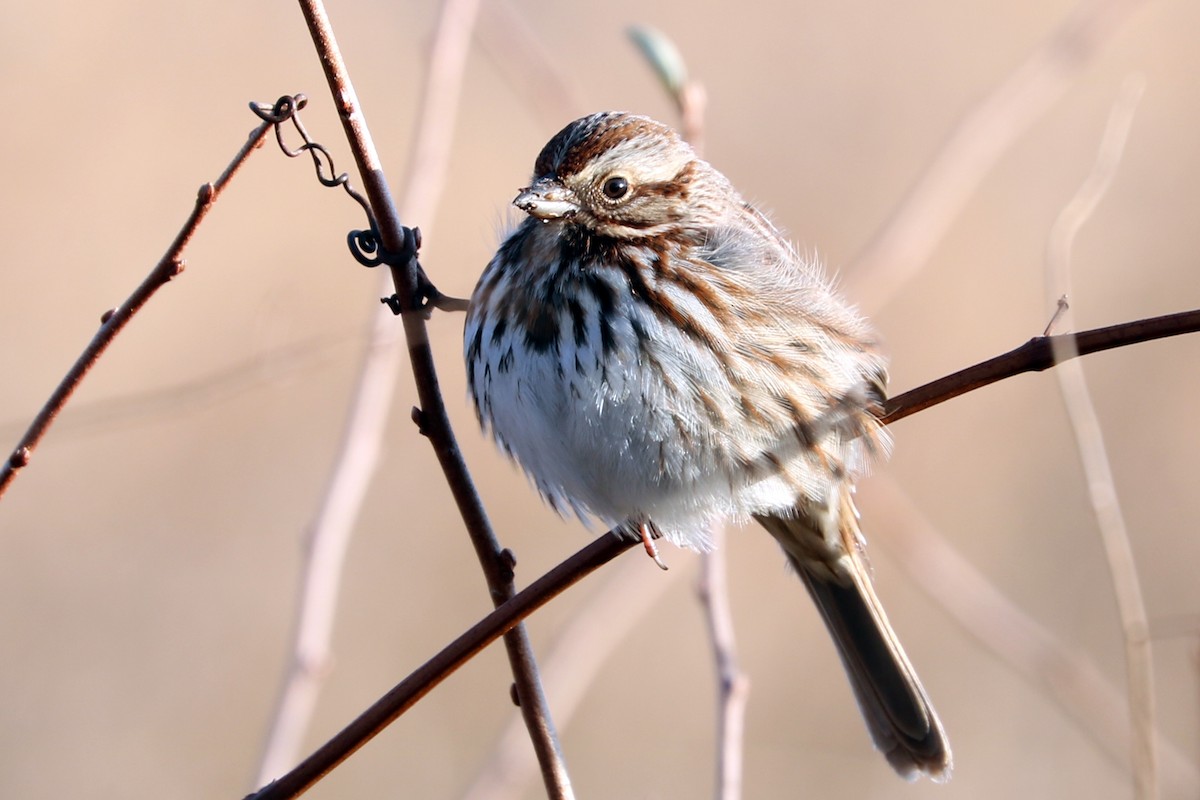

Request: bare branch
left=245, top=531, right=636, bottom=800
left=0, top=96, right=298, bottom=500
left=284, top=0, right=572, bottom=797
left=246, top=301, right=1200, bottom=797
left=881, top=309, right=1200, bottom=425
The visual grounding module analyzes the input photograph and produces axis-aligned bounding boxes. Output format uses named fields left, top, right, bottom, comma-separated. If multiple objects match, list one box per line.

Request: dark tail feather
left=792, top=552, right=951, bottom=780
left=758, top=511, right=952, bottom=780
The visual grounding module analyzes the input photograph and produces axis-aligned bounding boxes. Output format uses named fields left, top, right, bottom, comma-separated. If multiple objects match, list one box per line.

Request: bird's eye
left=601, top=175, right=629, bottom=200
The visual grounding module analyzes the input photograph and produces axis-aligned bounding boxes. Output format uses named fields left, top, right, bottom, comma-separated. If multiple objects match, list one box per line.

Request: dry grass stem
left=697, top=527, right=750, bottom=800
left=865, top=479, right=1198, bottom=796
left=1045, top=77, right=1158, bottom=799
left=847, top=0, right=1144, bottom=310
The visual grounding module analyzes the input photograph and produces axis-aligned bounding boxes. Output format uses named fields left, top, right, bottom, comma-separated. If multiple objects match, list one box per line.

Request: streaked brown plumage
left=465, top=111, right=951, bottom=780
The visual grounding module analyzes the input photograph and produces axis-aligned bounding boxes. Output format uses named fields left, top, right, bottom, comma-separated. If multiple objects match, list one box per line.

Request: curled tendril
left=250, top=95, right=465, bottom=316
left=249, top=94, right=308, bottom=124
left=251, top=94, right=378, bottom=252
left=348, top=228, right=383, bottom=267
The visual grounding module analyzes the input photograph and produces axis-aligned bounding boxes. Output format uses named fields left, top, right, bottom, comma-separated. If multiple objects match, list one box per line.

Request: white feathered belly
left=469, top=278, right=806, bottom=550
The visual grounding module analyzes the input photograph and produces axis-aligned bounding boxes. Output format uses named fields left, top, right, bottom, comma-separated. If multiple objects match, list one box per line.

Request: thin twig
left=629, top=30, right=744, bottom=796
left=290, top=1, right=572, bottom=797
left=1043, top=296, right=1071, bottom=336
left=846, top=0, right=1144, bottom=310
left=460, top=556, right=685, bottom=800
left=881, top=308, right=1200, bottom=425
left=697, top=525, right=749, bottom=800
left=863, top=479, right=1199, bottom=796
left=0, top=97, right=295, bottom=500
left=249, top=306, right=1200, bottom=799
left=1045, top=77, right=1157, bottom=799
left=254, top=0, right=485, bottom=783
left=245, top=531, right=637, bottom=800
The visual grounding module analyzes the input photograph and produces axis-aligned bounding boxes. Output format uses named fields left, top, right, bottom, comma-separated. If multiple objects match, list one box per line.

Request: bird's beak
left=513, top=178, right=579, bottom=221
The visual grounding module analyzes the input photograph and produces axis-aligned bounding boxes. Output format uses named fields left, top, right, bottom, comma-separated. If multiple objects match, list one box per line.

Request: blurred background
left=1, top=0, right=1198, bottom=797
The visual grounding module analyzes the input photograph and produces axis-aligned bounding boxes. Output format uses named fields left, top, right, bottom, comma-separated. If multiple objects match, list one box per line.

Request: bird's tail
left=755, top=500, right=952, bottom=781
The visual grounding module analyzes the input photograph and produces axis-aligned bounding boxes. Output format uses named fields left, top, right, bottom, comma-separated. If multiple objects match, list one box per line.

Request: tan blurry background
left=1, top=0, right=1198, bottom=798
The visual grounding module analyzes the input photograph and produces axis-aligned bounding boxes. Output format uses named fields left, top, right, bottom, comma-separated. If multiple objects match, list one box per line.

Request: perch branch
left=246, top=531, right=636, bottom=800
left=881, top=309, right=1200, bottom=425
left=248, top=306, right=1200, bottom=799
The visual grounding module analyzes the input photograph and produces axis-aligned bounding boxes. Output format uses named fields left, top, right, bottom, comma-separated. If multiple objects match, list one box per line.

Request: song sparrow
left=464, top=111, right=951, bottom=780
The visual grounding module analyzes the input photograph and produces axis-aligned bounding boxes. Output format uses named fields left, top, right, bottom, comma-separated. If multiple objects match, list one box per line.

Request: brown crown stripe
left=541, top=114, right=679, bottom=179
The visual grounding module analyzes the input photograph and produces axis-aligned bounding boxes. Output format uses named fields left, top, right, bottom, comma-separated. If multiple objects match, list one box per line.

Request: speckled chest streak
left=465, top=218, right=831, bottom=546
left=468, top=203, right=892, bottom=551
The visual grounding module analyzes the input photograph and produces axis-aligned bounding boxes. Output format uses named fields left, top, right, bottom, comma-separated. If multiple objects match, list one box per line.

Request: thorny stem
left=291, top=1, right=571, bottom=798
